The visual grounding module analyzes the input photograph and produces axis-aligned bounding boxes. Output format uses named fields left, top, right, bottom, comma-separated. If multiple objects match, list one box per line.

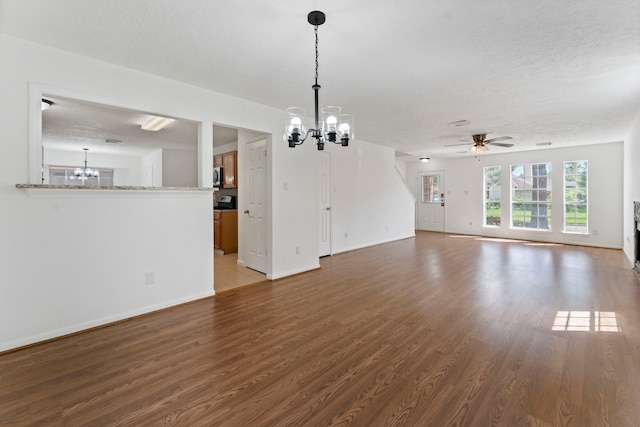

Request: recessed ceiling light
left=106, top=138, right=122, bottom=144
left=448, top=120, right=471, bottom=127
left=41, top=99, right=53, bottom=111
left=141, top=115, right=175, bottom=131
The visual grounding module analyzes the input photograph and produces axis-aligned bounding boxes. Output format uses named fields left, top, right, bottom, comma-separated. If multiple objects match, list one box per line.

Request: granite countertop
left=16, top=184, right=214, bottom=191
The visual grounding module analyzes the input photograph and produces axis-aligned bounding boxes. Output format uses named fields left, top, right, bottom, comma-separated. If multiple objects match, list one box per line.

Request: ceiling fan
left=446, top=134, right=514, bottom=153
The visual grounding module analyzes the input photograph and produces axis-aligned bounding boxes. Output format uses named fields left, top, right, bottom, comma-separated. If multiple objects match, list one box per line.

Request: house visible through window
left=564, top=160, right=588, bottom=233
left=511, top=163, right=552, bottom=230
left=484, top=166, right=501, bottom=226
left=49, top=166, right=114, bottom=186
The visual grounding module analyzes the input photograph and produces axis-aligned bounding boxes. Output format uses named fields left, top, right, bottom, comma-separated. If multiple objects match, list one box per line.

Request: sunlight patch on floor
left=552, top=310, right=620, bottom=332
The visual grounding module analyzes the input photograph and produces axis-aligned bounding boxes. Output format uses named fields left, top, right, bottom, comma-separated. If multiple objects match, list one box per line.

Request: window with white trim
left=511, top=163, right=552, bottom=230
left=563, top=160, right=588, bottom=233
left=483, top=166, right=501, bottom=226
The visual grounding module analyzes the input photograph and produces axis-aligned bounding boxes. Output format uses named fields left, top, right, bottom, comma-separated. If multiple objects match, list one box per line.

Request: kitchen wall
left=405, top=142, right=624, bottom=249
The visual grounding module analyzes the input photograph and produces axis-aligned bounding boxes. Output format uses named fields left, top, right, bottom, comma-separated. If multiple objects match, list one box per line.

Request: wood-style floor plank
left=2, top=231, right=640, bottom=426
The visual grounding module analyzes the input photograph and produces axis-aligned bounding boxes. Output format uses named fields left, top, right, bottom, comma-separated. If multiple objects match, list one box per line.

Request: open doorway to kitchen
left=213, top=125, right=268, bottom=292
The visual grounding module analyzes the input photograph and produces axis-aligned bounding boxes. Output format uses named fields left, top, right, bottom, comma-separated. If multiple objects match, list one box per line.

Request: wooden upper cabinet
left=213, top=154, right=223, bottom=167
left=222, top=151, right=237, bottom=188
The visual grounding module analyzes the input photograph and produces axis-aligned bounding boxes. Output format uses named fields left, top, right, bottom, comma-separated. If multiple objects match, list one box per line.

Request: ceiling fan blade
left=445, top=142, right=473, bottom=147
left=485, top=136, right=512, bottom=143
left=489, top=142, right=514, bottom=148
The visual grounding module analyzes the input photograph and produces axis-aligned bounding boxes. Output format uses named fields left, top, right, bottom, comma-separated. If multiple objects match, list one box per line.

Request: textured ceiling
left=2, top=0, right=640, bottom=159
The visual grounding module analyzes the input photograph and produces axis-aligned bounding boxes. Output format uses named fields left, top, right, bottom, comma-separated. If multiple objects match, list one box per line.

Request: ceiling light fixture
left=41, top=99, right=53, bottom=111
left=73, top=148, right=100, bottom=182
left=469, top=144, right=488, bottom=154
left=420, top=157, right=430, bottom=163
left=141, top=115, right=175, bottom=131
left=284, top=11, right=354, bottom=151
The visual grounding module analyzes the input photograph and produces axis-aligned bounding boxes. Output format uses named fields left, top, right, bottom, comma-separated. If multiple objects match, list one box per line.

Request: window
left=484, top=166, right=501, bottom=226
left=564, top=160, right=588, bottom=233
left=511, top=163, right=552, bottom=230
left=49, top=166, right=114, bottom=186
left=421, top=174, right=440, bottom=203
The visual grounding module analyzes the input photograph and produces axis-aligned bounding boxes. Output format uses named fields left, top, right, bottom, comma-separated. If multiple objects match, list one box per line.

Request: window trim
left=483, top=165, right=501, bottom=228
left=562, top=160, right=589, bottom=235
left=509, top=162, right=552, bottom=231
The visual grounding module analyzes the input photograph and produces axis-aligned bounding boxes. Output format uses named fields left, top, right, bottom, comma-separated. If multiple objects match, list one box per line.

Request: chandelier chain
left=314, top=25, right=319, bottom=85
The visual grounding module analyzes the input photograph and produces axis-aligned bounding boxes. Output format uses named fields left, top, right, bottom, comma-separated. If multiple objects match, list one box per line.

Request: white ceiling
left=2, top=0, right=640, bottom=159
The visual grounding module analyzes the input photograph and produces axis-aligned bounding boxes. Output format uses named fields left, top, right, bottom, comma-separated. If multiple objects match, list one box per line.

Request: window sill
left=561, top=231, right=590, bottom=236
left=508, top=227, right=553, bottom=232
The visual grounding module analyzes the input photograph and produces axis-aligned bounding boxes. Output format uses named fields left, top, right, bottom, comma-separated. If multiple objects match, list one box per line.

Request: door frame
left=416, top=170, right=446, bottom=232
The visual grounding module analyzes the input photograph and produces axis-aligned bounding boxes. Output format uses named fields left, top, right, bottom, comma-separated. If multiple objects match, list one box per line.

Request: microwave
left=213, top=167, right=223, bottom=187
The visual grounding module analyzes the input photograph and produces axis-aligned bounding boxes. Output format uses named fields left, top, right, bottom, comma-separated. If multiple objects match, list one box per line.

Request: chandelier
left=73, top=148, right=100, bottom=181
left=284, top=11, right=354, bottom=151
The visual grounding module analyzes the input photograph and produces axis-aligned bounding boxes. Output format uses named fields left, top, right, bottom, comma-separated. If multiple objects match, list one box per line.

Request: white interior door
left=319, top=152, right=331, bottom=257
left=245, top=139, right=267, bottom=273
left=417, top=171, right=445, bottom=232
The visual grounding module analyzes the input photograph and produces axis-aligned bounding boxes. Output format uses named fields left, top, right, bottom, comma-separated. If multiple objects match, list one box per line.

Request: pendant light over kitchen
left=284, top=11, right=354, bottom=151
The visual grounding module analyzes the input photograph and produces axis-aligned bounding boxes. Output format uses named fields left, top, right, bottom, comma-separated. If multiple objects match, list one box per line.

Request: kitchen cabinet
left=214, top=210, right=238, bottom=254
left=213, top=154, right=223, bottom=167
left=222, top=151, right=237, bottom=188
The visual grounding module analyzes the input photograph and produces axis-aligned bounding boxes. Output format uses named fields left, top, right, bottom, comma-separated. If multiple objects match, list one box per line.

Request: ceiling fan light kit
left=284, top=11, right=354, bottom=151
left=445, top=133, right=514, bottom=155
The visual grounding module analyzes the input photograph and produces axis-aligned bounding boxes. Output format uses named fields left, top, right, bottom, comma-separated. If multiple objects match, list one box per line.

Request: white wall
left=624, top=113, right=640, bottom=262
left=1, top=189, right=214, bottom=351
left=162, top=149, right=198, bottom=187
left=141, top=149, right=163, bottom=186
left=0, top=34, right=415, bottom=350
left=329, top=141, right=416, bottom=253
left=406, top=142, right=624, bottom=248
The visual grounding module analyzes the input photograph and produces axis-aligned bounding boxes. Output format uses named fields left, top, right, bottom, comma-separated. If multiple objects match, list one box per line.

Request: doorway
left=417, top=171, right=445, bottom=232
left=319, top=152, right=331, bottom=257
left=213, top=128, right=267, bottom=292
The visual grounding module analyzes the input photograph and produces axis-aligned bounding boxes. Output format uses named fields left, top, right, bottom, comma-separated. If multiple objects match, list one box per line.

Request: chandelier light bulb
left=326, top=115, right=338, bottom=131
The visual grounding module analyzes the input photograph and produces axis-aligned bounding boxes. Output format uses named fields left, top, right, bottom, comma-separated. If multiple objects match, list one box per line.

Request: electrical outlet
left=295, top=246, right=301, bottom=255
left=145, top=272, right=155, bottom=285
left=344, top=232, right=348, bottom=238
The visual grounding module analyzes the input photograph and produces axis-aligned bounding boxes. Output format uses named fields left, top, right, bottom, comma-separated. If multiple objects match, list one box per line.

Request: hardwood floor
left=2, top=232, right=640, bottom=426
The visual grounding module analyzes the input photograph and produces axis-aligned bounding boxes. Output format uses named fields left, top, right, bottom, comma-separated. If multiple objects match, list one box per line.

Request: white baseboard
left=1, top=290, right=215, bottom=353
